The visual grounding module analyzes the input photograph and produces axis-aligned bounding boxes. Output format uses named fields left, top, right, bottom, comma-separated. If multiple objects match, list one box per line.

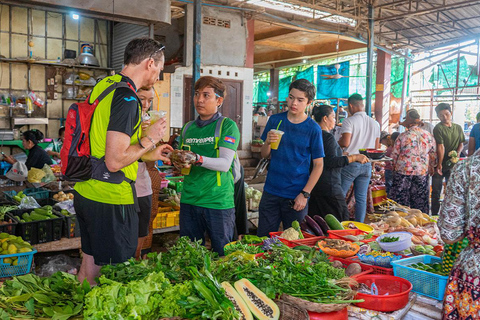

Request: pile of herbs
left=100, top=237, right=217, bottom=284
left=0, top=272, right=89, bottom=319
left=214, top=245, right=359, bottom=304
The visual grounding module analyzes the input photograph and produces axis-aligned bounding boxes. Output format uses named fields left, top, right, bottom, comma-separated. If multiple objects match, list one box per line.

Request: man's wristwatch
left=194, top=154, right=203, bottom=166
left=301, top=190, right=310, bottom=199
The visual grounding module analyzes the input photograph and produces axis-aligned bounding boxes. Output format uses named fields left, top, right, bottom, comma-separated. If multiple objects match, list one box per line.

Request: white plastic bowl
left=376, top=232, right=412, bottom=252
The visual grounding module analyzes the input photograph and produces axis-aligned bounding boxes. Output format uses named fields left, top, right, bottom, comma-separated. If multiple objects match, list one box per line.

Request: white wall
left=170, top=65, right=253, bottom=150
left=169, top=3, right=253, bottom=149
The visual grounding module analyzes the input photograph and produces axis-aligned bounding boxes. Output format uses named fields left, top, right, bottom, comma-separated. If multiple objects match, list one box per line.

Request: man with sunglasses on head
left=73, top=38, right=173, bottom=285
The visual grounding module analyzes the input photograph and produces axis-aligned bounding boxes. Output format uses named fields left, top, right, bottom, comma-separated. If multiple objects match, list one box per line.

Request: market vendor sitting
left=45, top=127, right=65, bottom=161
left=2, top=130, right=53, bottom=170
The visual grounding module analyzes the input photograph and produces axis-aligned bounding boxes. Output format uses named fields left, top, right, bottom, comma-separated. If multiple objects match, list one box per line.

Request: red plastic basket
left=269, top=231, right=316, bottom=247
left=329, top=256, right=373, bottom=278
left=327, top=229, right=378, bottom=243
left=290, top=236, right=326, bottom=247
left=308, top=307, right=348, bottom=320
left=354, top=274, right=412, bottom=312
left=347, top=256, right=394, bottom=275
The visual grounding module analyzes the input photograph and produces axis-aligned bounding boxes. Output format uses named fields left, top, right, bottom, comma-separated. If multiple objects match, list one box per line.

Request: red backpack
left=60, top=81, right=135, bottom=181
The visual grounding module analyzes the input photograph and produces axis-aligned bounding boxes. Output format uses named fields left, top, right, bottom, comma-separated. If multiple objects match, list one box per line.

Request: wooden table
left=33, top=237, right=81, bottom=253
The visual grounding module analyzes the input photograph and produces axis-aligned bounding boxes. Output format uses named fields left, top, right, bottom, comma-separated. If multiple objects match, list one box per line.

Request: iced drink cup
left=270, top=129, right=284, bottom=150
left=181, top=167, right=191, bottom=175
left=148, top=110, right=167, bottom=124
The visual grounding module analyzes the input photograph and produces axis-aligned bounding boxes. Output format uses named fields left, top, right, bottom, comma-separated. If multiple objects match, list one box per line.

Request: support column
left=400, top=50, right=409, bottom=124
left=192, top=0, right=202, bottom=116
left=365, top=3, right=375, bottom=116
left=269, top=68, right=280, bottom=107
left=374, top=50, right=391, bottom=131
left=245, top=18, right=255, bottom=68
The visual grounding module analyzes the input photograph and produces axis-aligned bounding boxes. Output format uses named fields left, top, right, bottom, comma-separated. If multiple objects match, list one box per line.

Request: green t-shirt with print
left=433, top=122, right=465, bottom=168
left=180, top=118, right=240, bottom=210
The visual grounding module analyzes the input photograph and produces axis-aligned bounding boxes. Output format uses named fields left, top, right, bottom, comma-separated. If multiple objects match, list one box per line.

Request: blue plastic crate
left=391, top=255, right=448, bottom=300
left=4, top=188, right=49, bottom=202
left=0, top=249, right=36, bottom=278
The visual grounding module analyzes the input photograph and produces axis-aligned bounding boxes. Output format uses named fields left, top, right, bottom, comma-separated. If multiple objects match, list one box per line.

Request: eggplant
left=304, top=215, right=324, bottom=236
left=300, top=221, right=316, bottom=236
left=313, top=215, right=330, bottom=234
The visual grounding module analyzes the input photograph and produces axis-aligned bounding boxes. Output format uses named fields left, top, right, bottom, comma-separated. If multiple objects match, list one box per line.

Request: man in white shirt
left=338, top=94, right=380, bottom=222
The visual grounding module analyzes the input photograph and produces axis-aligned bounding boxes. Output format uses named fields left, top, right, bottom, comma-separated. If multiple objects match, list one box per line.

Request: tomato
left=433, top=245, right=444, bottom=253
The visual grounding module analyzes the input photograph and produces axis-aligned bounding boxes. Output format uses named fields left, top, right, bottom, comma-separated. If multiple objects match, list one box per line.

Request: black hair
left=312, top=104, right=334, bottom=123
left=391, top=132, right=400, bottom=142
left=58, top=127, right=65, bottom=136
left=348, top=93, right=363, bottom=106
left=289, top=79, right=316, bottom=102
left=124, top=37, right=165, bottom=65
left=22, top=130, right=44, bottom=145
left=435, top=103, right=451, bottom=115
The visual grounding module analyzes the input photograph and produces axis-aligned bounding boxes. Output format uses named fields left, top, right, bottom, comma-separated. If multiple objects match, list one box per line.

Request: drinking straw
left=276, top=120, right=282, bottom=130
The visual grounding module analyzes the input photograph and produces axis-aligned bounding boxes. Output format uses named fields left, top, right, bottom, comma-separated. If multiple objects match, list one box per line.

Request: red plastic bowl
left=354, top=275, right=412, bottom=312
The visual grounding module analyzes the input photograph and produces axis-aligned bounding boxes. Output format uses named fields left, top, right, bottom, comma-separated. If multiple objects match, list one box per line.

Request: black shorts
left=73, top=191, right=138, bottom=265
left=137, top=194, right=152, bottom=237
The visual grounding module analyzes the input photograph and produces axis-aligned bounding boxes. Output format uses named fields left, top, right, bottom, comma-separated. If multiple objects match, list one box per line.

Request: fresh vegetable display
left=325, top=214, right=344, bottom=230
left=380, top=236, right=400, bottom=243
left=409, top=261, right=448, bottom=276
left=279, top=227, right=299, bottom=240
left=0, top=233, right=33, bottom=258
left=0, top=205, right=18, bottom=222
left=245, top=187, right=262, bottom=210
left=52, top=191, right=74, bottom=202
left=162, top=187, right=181, bottom=207
left=12, top=205, right=55, bottom=222
left=12, top=191, right=26, bottom=203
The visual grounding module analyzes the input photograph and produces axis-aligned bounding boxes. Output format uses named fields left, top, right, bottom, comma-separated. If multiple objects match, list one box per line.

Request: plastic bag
left=41, top=164, right=56, bottom=183
left=36, top=254, right=80, bottom=277
left=18, top=196, right=40, bottom=209
left=54, top=200, right=76, bottom=214
left=27, top=167, right=45, bottom=183
left=6, top=161, right=28, bottom=182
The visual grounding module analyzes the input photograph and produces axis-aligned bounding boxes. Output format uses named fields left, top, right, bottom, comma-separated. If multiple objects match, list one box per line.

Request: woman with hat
left=390, top=109, right=437, bottom=213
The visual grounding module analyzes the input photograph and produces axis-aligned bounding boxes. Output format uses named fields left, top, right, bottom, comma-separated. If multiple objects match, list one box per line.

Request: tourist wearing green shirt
left=432, top=103, right=465, bottom=215
left=175, top=76, right=240, bottom=256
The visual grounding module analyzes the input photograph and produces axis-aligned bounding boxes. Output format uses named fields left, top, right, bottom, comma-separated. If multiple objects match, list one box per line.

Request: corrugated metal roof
left=374, top=0, right=480, bottom=51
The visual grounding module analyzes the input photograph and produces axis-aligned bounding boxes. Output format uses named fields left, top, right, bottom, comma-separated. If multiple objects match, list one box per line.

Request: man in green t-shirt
left=174, top=76, right=240, bottom=256
left=432, top=103, right=465, bottom=215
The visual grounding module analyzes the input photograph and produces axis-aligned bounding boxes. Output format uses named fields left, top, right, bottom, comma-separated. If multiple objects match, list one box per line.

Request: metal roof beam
left=376, top=0, right=480, bottom=22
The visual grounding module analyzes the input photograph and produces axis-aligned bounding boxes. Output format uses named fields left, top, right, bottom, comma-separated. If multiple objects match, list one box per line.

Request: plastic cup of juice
left=269, top=129, right=284, bottom=150
left=181, top=166, right=191, bottom=175
left=148, top=110, right=167, bottom=124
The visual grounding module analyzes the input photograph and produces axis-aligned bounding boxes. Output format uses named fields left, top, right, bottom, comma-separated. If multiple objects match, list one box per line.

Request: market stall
left=0, top=190, right=452, bottom=319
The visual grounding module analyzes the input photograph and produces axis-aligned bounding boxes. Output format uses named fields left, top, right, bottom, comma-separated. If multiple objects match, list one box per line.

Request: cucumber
left=325, top=214, right=344, bottom=230
left=29, top=213, right=49, bottom=221
left=304, top=215, right=324, bottom=236
left=313, top=215, right=330, bottom=234
left=293, top=245, right=312, bottom=251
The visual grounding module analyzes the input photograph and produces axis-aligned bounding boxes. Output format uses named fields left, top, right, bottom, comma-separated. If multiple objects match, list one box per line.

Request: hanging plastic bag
left=27, top=167, right=45, bottom=183
left=41, top=164, right=56, bottom=183
left=5, top=161, right=28, bottom=182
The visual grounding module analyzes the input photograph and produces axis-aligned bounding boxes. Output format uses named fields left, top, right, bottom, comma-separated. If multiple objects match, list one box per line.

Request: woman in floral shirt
left=390, top=109, right=436, bottom=213
left=439, top=149, right=480, bottom=319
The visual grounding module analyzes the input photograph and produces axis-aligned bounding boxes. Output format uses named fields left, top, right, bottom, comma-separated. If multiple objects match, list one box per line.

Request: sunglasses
left=149, top=44, right=166, bottom=59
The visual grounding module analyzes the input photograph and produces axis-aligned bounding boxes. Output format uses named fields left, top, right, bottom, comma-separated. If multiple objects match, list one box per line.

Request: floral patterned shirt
left=438, top=149, right=480, bottom=277
left=390, top=126, right=436, bottom=176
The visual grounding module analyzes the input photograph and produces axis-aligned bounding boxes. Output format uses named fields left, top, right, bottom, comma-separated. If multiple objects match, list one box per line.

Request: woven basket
left=274, top=299, right=309, bottom=320
left=281, top=294, right=348, bottom=313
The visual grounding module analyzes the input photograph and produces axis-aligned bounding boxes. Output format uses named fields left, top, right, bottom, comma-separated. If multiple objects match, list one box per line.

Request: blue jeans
left=341, top=162, right=372, bottom=223
left=180, top=203, right=235, bottom=256
left=257, top=191, right=308, bottom=237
